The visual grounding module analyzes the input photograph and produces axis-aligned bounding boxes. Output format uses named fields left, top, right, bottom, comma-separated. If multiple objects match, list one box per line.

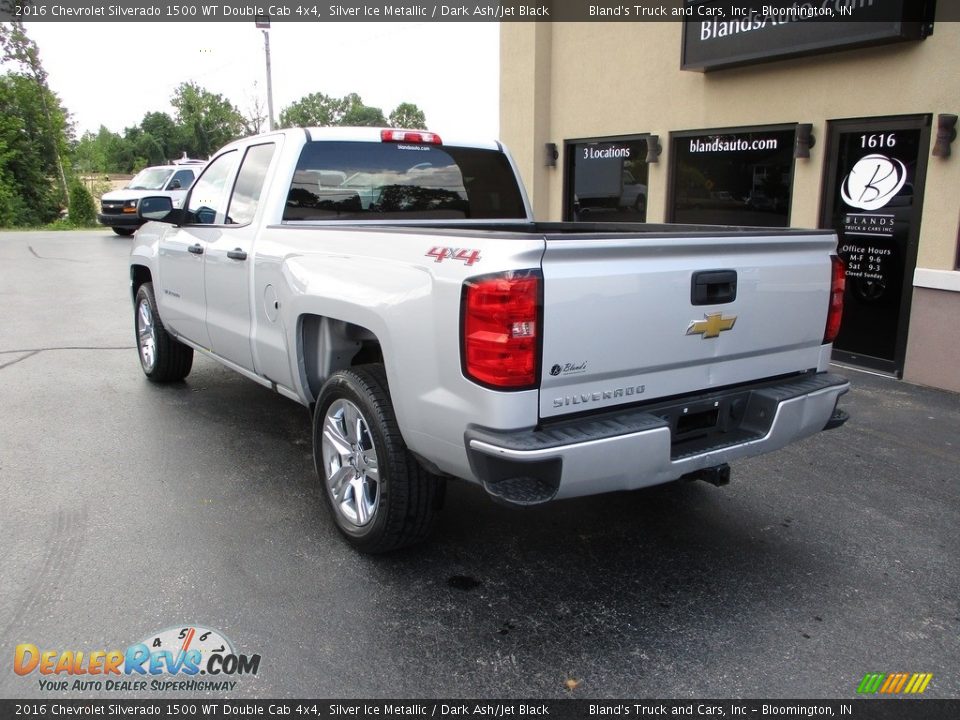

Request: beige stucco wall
left=904, top=287, right=960, bottom=393
left=501, top=19, right=960, bottom=271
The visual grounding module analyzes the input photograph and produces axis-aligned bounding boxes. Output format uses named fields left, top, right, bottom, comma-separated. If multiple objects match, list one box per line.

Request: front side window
left=186, top=151, right=238, bottom=225
left=226, top=144, right=276, bottom=226
left=167, top=169, right=196, bottom=191
left=283, top=141, right=526, bottom=221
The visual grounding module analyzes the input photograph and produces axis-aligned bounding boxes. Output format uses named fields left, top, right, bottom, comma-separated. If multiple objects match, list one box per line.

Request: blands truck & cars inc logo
left=13, top=625, right=261, bottom=692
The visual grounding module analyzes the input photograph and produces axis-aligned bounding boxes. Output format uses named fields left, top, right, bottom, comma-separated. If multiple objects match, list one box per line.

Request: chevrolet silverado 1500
left=129, top=127, right=849, bottom=553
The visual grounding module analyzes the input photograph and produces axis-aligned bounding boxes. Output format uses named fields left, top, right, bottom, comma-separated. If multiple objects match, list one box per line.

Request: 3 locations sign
left=682, top=0, right=937, bottom=72
left=567, top=138, right=650, bottom=222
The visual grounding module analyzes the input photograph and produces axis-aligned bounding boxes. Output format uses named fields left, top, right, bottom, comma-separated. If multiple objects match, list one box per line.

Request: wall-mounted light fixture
left=795, top=124, right=816, bottom=159
left=545, top=143, right=559, bottom=167
left=646, top=135, right=662, bottom=163
left=932, top=114, right=957, bottom=158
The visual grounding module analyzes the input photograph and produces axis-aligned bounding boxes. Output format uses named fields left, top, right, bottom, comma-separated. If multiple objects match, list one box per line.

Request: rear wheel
left=314, top=364, right=444, bottom=553
left=112, top=227, right=135, bottom=236
left=134, top=282, right=193, bottom=382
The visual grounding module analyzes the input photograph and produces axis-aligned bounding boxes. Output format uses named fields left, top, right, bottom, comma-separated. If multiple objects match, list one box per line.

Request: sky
left=26, top=22, right=500, bottom=142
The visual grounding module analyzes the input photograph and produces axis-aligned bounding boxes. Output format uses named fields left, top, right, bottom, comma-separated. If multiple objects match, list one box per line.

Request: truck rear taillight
left=824, top=255, right=846, bottom=344
left=381, top=129, right=442, bottom=145
left=461, top=271, right=541, bottom=390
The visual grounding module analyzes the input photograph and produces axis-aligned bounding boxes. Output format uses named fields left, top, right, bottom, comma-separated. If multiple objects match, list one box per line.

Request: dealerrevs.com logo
left=857, top=672, right=933, bottom=695
left=14, top=625, right=261, bottom=692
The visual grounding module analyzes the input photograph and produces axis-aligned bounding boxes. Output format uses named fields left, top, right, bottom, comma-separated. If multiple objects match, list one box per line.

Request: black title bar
left=0, top=0, right=954, bottom=23
left=1, top=700, right=959, bottom=720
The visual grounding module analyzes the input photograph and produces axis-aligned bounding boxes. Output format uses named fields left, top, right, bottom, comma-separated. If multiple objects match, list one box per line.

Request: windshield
left=283, top=142, right=527, bottom=221
left=127, top=168, right=174, bottom=191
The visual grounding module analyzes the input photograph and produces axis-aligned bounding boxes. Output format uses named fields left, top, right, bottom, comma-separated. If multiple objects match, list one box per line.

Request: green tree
left=339, top=93, right=386, bottom=127
left=0, top=167, right=26, bottom=227
left=240, top=91, right=268, bottom=136
left=0, top=133, right=28, bottom=226
left=0, top=22, right=70, bottom=206
left=0, top=73, right=65, bottom=225
left=278, top=91, right=344, bottom=128
left=140, top=111, right=182, bottom=160
left=388, top=102, right=427, bottom=129
left=170, top=81, right=244, bottom=158
left=121, top=124, right=166, bottom=169
left=279, top=92, right=416, bottom=129
left=72, top=126, right=125, bottom=174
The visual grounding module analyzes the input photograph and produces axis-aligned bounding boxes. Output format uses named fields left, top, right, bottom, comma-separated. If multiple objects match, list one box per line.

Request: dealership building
left=499, top=2, right=959, bottom=392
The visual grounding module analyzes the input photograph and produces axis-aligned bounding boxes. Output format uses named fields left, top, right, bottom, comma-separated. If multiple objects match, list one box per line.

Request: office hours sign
left=821, top=116, right=930, bottom=374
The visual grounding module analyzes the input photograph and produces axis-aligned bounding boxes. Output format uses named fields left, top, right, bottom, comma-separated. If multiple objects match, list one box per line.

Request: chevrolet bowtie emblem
left=686, top=312, right=737, bottom=339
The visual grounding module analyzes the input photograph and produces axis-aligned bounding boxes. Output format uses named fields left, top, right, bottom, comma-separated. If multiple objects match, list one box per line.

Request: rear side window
left=283, top=141, right=526, bottom=221
left=226, top=143, right=276, bottom=225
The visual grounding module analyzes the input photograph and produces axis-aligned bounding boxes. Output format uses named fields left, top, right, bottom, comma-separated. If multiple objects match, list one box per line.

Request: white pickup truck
left=130, top=127, right=849, bottom=553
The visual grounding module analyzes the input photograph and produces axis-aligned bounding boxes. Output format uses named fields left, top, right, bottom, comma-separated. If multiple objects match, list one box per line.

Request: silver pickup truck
left=129, top=127, right=849, bottom=553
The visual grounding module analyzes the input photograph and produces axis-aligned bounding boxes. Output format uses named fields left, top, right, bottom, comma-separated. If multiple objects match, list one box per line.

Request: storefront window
left=565, top=137, right=650, bottom=222
left=669, top=126, right=797, bottom=227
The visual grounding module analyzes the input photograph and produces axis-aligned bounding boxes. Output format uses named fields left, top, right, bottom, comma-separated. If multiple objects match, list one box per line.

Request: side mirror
left=138, top=196, right=191, bottom=225
left=168, top=179, right=182, bottom=190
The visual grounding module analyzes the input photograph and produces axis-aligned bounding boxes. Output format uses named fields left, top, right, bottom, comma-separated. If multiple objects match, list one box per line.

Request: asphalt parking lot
left=1, top=230, right=958, bottom=700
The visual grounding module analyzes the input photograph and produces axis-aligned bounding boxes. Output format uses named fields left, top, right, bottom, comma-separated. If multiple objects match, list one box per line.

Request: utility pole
left=255, top=17, right=276, bottom=131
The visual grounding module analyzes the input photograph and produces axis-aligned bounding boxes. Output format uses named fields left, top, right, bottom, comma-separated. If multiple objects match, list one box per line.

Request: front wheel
left=134, top=282, right=193, bottom=382
left=112, top=227, right=135, bottom=236
left=313, top=364, right=444, bottom=553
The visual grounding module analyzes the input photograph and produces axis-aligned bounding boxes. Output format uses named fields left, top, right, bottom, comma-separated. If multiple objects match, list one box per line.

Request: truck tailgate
left=539, top=231, right=835, bottom=419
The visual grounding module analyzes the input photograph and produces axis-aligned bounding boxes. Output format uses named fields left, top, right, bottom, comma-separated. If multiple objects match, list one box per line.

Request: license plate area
left=652, top=389, right=772, bottom=460
left=675, top=405, right=720, bottom=438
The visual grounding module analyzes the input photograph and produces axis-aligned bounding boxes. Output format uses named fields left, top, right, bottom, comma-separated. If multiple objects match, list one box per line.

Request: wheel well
left=131, top=265, right=152, bottom=302
left=299, top=315, right=383, bottom=400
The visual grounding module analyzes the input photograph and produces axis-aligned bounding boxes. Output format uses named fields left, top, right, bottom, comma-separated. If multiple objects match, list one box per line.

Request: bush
left=67, top=181, right=96, bottom=226
left=46, top=216, right=75, bottom=230
left=0, top=174, right=28, bottom=228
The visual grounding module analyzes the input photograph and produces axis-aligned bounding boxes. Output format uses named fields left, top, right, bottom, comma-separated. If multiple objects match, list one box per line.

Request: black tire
left=134, top=282, right=193, bottom=382
left=313, top=364, right=445, bottom=553
left=112, top=227, right=135, bottom=236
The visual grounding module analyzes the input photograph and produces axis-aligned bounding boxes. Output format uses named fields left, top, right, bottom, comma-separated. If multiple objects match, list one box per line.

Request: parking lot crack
left=28, top=245, right=87, bottom=263
left=0, top=350, right=39, bottom=369
left=0, top=346, right=136, bottom=369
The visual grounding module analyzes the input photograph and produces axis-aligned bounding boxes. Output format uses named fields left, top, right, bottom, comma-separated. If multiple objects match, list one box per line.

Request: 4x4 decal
left=425, top=246, right=481, bottom=266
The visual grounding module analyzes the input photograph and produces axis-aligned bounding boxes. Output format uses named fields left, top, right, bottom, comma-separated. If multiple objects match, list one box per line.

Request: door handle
left=227, top=248, right=248, bottom=261
left=691, top=269, right=737, bottom=305
left=187, top=243, right=204, bottom=255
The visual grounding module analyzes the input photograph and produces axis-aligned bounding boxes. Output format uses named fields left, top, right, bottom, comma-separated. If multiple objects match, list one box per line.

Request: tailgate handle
left=692, top=270, right=737, bottom=305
